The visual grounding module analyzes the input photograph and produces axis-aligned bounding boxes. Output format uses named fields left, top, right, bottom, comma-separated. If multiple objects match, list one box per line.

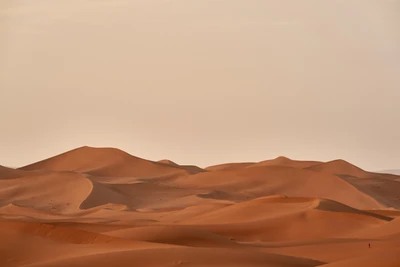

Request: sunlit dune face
left=1, top=146, right=400, bottom=266
left=1, top=1, right=400, bottom=267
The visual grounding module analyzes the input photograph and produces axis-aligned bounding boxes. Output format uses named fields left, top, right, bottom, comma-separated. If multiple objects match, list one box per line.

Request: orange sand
left=0, top=146, right=399, bottom=266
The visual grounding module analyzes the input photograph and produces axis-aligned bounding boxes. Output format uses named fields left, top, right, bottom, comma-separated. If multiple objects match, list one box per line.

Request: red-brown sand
left=0, top=147, right=399, bottom=266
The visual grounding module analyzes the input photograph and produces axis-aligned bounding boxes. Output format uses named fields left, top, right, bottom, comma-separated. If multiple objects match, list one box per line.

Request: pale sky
left=1, top=0, right=399, bottom=170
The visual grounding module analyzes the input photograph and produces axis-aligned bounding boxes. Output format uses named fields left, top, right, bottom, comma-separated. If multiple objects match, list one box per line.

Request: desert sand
left=0, top=146, right=399, bottom=266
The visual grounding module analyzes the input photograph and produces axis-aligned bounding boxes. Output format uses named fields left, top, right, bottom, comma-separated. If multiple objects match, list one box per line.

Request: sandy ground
left=0, top=146, right=399, bottom=266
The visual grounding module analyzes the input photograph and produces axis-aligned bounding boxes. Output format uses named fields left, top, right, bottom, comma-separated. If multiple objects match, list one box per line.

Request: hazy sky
left=1, top=0, right=399, bottom=170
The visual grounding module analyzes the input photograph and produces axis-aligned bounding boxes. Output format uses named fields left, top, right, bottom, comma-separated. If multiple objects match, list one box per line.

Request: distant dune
left=379, top=169, right=400, bottom=175
left=251, top=156, right=322, bottom=169
left=158, top=159, right=180, bottom=166
left=205, top=156, right=321, bottom=171
left=205, top=162, right=255, bottom=171
left=305, top=159, right=368, bottom=178
left=20, top=146, right=204, bottom=177
left=0, top=146, right=399, bottom=266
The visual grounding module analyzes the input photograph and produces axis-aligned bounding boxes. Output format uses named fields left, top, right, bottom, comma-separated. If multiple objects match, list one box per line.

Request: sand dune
left=263, top=238, right=400, bottom=264
left=0, top=220, right=132, bottom=245
left=181, top=196, right=390, bottom=225
left=173, top=165, right=383, bottom=209
left=24, top=247, right=324, bottom=267
left=0, top=220, right=175, bottom=267
left=0, top=170, right=92, bottom=213
left=364, top=209, right=400, bottom=218
left=104, top=225, right=241, bottom=248
left=0, top=165, right=44, bottom=180
left=158, top=159, right=206, bottom=174
left=380, top=169, right=400, bottom=176
left=251, top=157, right=321, bottom=169
left=0, top=147, right=399, bottom=266
left=352, top=217, right=400, bottom=239
left=205, top=162, right=256, bottom=172
left=158, top=159, right=180, bottom=166
left=318, top=249, right=400, bottom=267
left=20, top=146, right=201, bottom=177
left=306, top=159, right=369, bottom=178
left=177, top=197, right=389, bottom=242
left=206, top=157, right=320, bottom=172
left=0, top=165, right=25, bottom=179
left=179, top=196, right=320, bottom=224
left=338, top=174, right=400, bottom=210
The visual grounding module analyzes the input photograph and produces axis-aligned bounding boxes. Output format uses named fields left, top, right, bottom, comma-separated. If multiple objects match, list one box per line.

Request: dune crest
left=0, top=146, right=399, bottom=266
left=251, top=156, right=322, bottom=169
left=20, top=146, right=203, bottom=177
left=306, top=159, right=368, bottom=178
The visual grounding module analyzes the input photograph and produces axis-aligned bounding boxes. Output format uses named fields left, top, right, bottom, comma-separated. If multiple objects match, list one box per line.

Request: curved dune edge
left=261, top=238, right=400, bottom=264
left=317, top=249, right=400, bottom=267
left=351, top=217, right=400, bottom=239
left=0, top=171, right=94, bottom=213
left=0, top=220, right=132, bottom=245
left=0, top=147, right=399, bottom=266
left=305, top=159, right=368, bottom=177
left=173, top=165, right=384, bottom=210
left=173, top=197, right=390, bottom=242
left=21, top=247, right=325, bottom=267
left=104, top=225, right=242, bottom=248
left=251, top=156, right=322, bottom=169
left=205, top=162, right=256, bottom=171
left=20, top=146, right=204, bottom=177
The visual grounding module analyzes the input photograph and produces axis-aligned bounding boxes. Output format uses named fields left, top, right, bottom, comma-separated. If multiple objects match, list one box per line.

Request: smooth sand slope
left=251, top=156, right=322, bottom=169
left=173, top=165, right=383, bottom=209
left=205, top=162, right=256, bottom=172
left=0, top=147, right=399, bottom=266
left=20, top=146, right=204, bottom=177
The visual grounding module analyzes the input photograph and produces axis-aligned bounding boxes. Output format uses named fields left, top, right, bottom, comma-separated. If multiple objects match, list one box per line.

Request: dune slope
left=0, top=147, right=399, bottom=266
left=20, top=146, right=201, bottom=177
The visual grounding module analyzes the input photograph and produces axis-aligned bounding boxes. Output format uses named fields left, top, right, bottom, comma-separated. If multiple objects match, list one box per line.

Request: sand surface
left=0, top=146, right=399, bottom=266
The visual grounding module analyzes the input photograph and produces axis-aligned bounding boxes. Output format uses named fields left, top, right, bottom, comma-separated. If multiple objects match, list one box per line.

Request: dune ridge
left=20, top=146, right=204, bottom=177
left=0, top=146, right=399, bottom=266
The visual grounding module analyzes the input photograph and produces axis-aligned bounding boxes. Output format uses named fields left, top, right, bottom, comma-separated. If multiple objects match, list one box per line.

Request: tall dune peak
left=307, top=159, right=368, bottom=178
left=19, top=146, right=148, bottom=172
left=274, top=156, right=292, bottom=161
left=158, top=159, right=179, bottom=166
left=251, top=156, right=321, bottom=169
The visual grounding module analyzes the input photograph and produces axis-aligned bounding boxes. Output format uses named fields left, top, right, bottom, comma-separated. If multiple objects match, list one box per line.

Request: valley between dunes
left=1, top=146, right=400, bottom=267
